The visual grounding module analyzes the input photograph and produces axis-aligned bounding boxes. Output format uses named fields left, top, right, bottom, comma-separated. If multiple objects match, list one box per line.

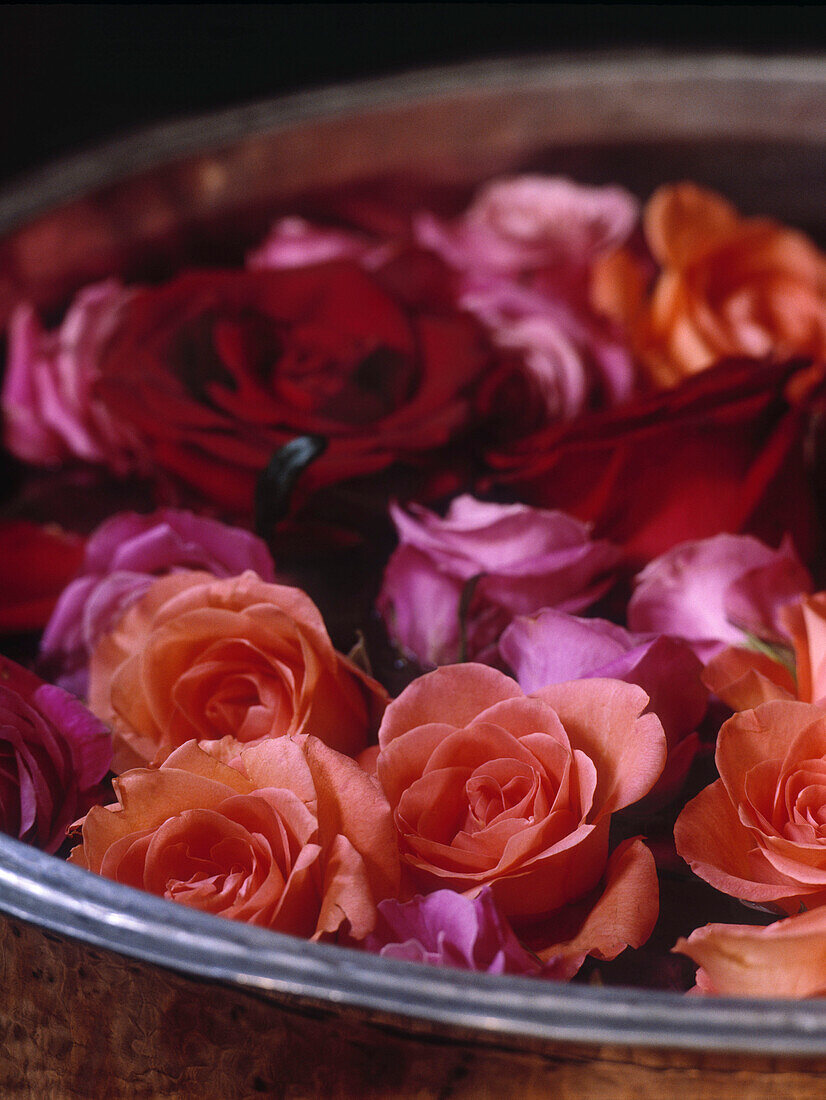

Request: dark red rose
left=94, top=260, right=498, bottom=515
left=0, top=521, right=85, bottom=633
left=484, top=357, right=823, bottom=566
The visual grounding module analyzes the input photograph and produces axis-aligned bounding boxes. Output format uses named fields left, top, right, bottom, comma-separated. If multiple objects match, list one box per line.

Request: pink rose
left=0, top=656, right=111, bottom=853
left=415, top=176, right=639, bottom=277
left=499, top=609, right=707, bottom=802
left=247, top=216, right=383, bottom=270
left=364, top=887, right=580, bottom=979
left=378, top=495, right=620, bottom=666
left=627, top=533, right=811, bottom=661
left=2, top=279, right=137, bottom=469
left=39, top=509, right=276, bottom=697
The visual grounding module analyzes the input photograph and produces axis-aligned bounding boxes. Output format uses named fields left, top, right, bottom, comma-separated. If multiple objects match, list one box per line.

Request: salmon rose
left=88, top=570, right=388, bottom=772
left=674, top=907, right=826, bottom=998
left=375, top=664, right=665, bottom=959
left=70, top=736, right=400, bottom=940
left=593, top=182, right=826, bottom=388
left=675, top=699, right=826, bottom=915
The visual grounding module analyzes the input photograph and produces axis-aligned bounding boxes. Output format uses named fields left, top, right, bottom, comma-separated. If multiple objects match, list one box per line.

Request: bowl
left=3, top=52, right=826, bottom=1098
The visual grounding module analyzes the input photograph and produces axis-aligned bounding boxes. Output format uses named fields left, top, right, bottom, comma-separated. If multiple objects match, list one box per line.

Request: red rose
left=484, top=357, right=822, bottom=565
left=0, top=521, right=85, bottom=634
left=93, top=260, right=497, bottom=514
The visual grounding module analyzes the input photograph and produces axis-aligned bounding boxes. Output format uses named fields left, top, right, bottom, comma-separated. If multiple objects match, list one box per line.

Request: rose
left=673, top=908, right=826, bottom=997
left=627, top=533, right=811, bottom=661
left=703, top=593, right=826, bottom=713
left=88, top=570, right=388, bottom=772
left=377, top=495, right=620, bottom=666
left=70, top=736, right=400, bottom=940
left=675, top=699, right=826, bottom=915
left=91, top=262, right=498, bottom=514
left=499, top=609, right=707, bottom=803
left=374, top=664, right=664, bottom=959
left=0, top=521, right=85, bottom=634
left=0, top=656, right=111, bottom=853
left=2, top=279, right=136, bottom=469
left=247, top=215, right=383, bottom=271
left=592, top=182, right=826, bottom=388
left=485, top=355, right=822, bottom=565
left=39, top=508, right=277, bottom=697
left=363, top=887, right=580, bottom=980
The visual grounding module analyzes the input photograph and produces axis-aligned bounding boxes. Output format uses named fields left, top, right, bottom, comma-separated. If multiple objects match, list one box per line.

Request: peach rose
left=70, top=736, right=400, bottom=940
left=675, top=699, right=826, bottom=914
left=703, top=593, right=826, bottom=713
left=88, top=570, right=388, bottom=772
left=674, top=907, right=826, bottom=998
left=593, top=182, right=826, bottom=387
left=374, top=664, right=665, bottom=959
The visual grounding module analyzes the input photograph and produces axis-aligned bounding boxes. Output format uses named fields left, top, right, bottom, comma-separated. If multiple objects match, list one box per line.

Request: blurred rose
left=247, top=215, right=384, bottom=271
left=375, top=664, right=664, bottom=959
left=675, top=699, right=826, bottom=915
left=70, top=736, right=399, bottom=940
left=92, top=263, right=497, bottom=514
left=674, top=907, right=826, bottom=997
left=364, top=886, right=581, bottom=979
left=377, top=495, right=620, bottom=666
left=0, top=521, right=85, bottom=634
left=628, top=532, right=811, bottom=662
left=40, top=508, right=276, bottom=697
left=485, top=356, right=822, bottom=565
left=0, top=655, right=111, bottom=853
left=500, top=609, right=707, bottom=803
left=593, top=182, right=826, bottom=388
left=88, top=570, right=388, bottom=772
left=2, top=280, right=136, bottom=469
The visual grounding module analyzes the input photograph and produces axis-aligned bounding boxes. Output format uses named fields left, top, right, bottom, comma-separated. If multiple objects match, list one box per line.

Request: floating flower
left=628, top=532, right=811, bottom=661
left=247, top=215, right=379, bottom=270
left=674, top=907, right=826, bottom=998
left=0, top=656, right=111, bottom=853
left=40, top=508, right=276, bottom=697
left=70, top=736, right=400, bottom=940
left=2, top=279, right=136, bottom=469
left=593, top=182, right=826, bottom=387
left=675, top=699, right=826, bottom=915
left=88, top=570, right=388, bottom=772
left=375, top=664, right=664, bottom=959
left=364, top=887, right=581, bottom=979
left=377, top=495, right=620, bottom=666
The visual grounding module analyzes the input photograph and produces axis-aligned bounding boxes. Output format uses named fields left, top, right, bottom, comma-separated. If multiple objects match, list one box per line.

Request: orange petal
left=702, top=646, right=796, bottom=711
left=644, top=183, right=740, bottom=268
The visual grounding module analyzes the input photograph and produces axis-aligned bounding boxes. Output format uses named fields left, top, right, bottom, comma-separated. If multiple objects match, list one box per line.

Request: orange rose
left=674, top=907, right=826, bottom=998
left=88, top=570, right=388, bottom=772
left=703, top=593, right=826, bottom=712
left=593, top=183, right=826, bottom=387
left=69, top=737, right=400, bottom=940
left=675, top=699, right=826, bottom=914
left=374, top=664, right=665, bottom=958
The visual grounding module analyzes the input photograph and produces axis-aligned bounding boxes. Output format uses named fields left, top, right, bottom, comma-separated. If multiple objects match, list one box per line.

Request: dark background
left=1, top=4, right=825, bottom=187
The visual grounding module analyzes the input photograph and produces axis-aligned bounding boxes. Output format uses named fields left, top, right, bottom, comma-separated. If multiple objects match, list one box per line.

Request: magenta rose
left=378, top=494, right=620, bottom=666
left=2, top=279, right=136, bottom=469
left=499, top=609, right=708, bottom=803
left=39, top=508, right=276, bottom=696
left=247, top=215, right=384, bottom=271
left=627, top=533, right=812, bottom=661
left=0, top=656, right=111, bottom=853
left=363, top=887, right=580, bottom=979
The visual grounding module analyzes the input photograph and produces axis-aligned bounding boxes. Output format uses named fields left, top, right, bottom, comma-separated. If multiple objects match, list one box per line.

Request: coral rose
left=39, top=508, right=276, bottom=697
left=88, top=570, right=388, bottom=772
left=91, top=263, right=498, bottom=514
left=485, top=355, right=822, bottom=564
left=70, top=736, right=400, bottom=940
left=0, top=656, right=111, bottom=853
left=674, top=907, right=826, bottom=998
left=593, top=182, right=826, bottom=388
left=378, top=494, right=620, bottom=666
left=675, top=699, right=826, bottom=914
left=375, top=664, right=665, bottom=959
